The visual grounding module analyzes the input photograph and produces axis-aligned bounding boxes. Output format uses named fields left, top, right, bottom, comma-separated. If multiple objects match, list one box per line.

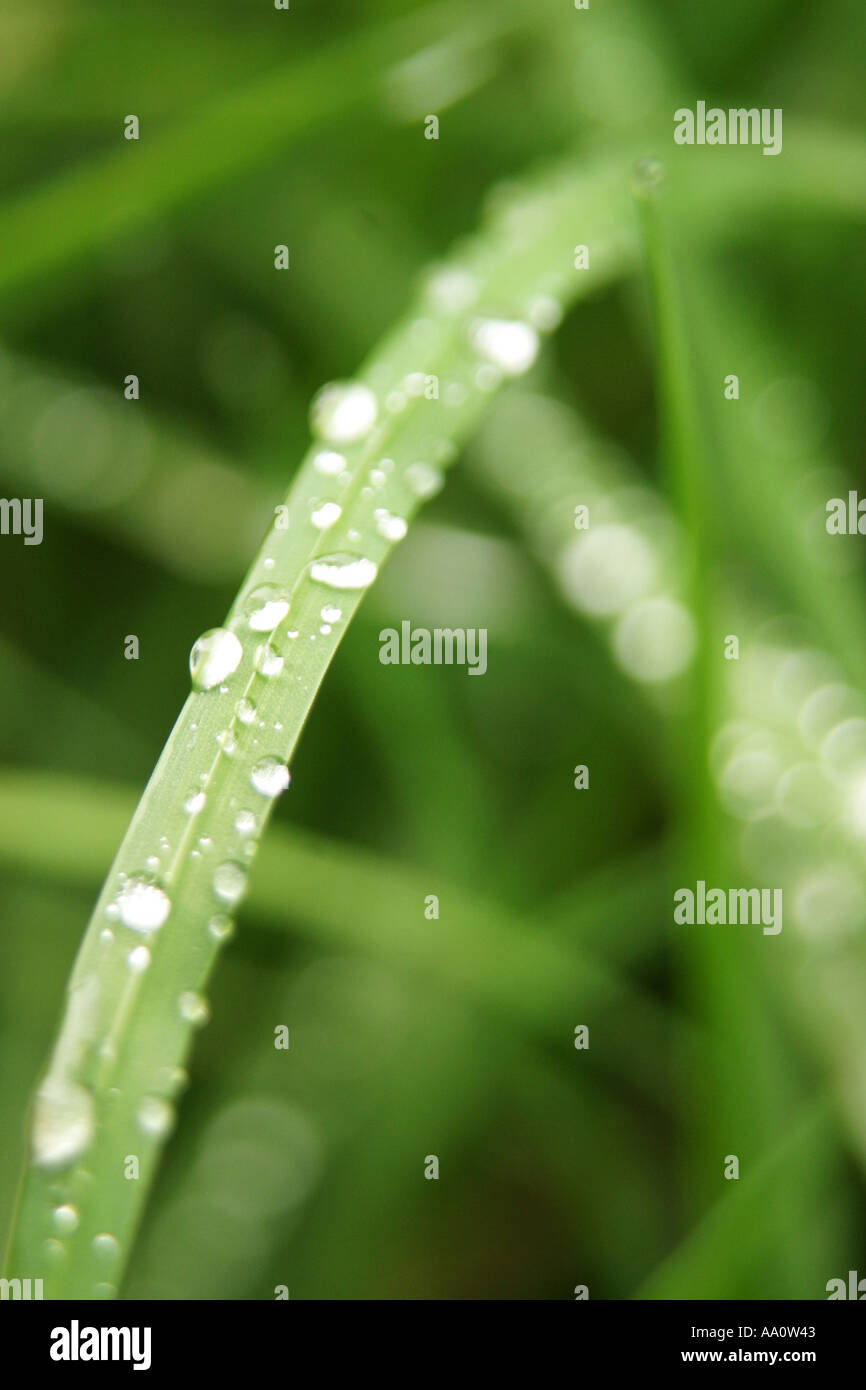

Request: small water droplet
left=310, top=381, right=378, bottom=444
left=213, top=860, right=247, bottom=906
left=145, top=854, right=160, bottom=873
left=190, top=628, right=243, bottom=690
left=113, top=876, right=171, bottom=933
left=427, top=265, right=478, bottom=312
left=216, top=729, right=237, bottom=755
left=311, top=500, right=342, bottom=529
left=309, top=554, right=377, bottom=590
left=263, top=556, right=275, bottom=570
left=53, top=1204, right=79, bottom=1235
left=92, top=1233, right=121, bottom=1261
left=244, top=584, right=290, bottom=632
left=374, top=508, right=408, bottom=541
left=208, top=914, right=235, bottom=943
left=527, top=293, right=563, bottom=331
left=32, top=1079, right=95, bottom=1169
left=178, top=990, right=210, bottom=1026
left=313, top=448, right=347, bottom=476
left=470, top=317, right=539, bottom=375
left=236, top=696, right=257, bottom=725
left=405, top=461, right=444, bottom=498
left=235, top=809, right=257, bottom=835
left=183, top=790, right=206, bottom=815
left=251, top=757, right=291, bottom=798
left=127, top=945, right=151, bottom=974
left=99, top=928, right=114, bottom=945
left=255, top=644, right=284, bottom=677
left=137, top=1096, right=174, bottom=1137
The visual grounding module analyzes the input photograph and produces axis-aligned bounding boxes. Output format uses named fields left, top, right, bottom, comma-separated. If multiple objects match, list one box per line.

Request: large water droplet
left=251, top=756, right=291, bottom=798
left=470, top=317, right=539, bottom=375
left=92, top=1233, right=121, bottom=1262
left=311, top=500, right=342, bottom=530
left=32, top=1078, right=95, bottom=1170
left=190, top=628, right=243, bottom=690
left=53, top=1204, right=80, bottom=1235
left=244, top=585, right=290, bottom=632
left=309, top=554, right=378, bottom=590
left=310, top=381, right=378, bottom=444
left=112, top=875, right=171, bottom=933
left=213, top=860, right=247, bottom=906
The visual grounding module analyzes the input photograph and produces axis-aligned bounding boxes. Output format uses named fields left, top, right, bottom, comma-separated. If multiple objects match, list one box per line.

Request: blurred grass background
left=1, top=0, right=866, bottom=1298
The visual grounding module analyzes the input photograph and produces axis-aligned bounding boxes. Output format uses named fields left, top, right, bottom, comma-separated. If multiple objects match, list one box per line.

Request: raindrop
left=235, top=809, right=257, bottom=835
left=190, top=628, right=243, bottom=690
left=178, top=991, right=210, bottom=1026
left=127, top=946, right=151, bottom=975
left=92, top=1233, right=121, bottom=1262
left=321, top=605, right=342, bottom=623
left=470, top=317, right=539, bottom=375
left=374, top=508, right=408, bottom=542
left=213, top=860, right=247, bottom=906
left=113, top=876, right=171, bottom=934
left=309, top=554, right=378, bottom=590
left=31, top=1079, right=94, bottom=1168
left=236, top=697, right=257, bottom=725
left=137, top=1096, right=174, bottom=1137
left=310, top=381, right=378, bottom=444
left=244, top=585, right=290, bottom=632
left=311, top=501, right=342, bottom=529
left=255, top=644, right=284, bottom=678
left=405, top=461, right=444, bottom=498
left=313, top=449, right=346, bottom=476
left=251, top=757, right=291, bottom=798
left=208, top=915, right=235, bottom=943
left=216, top=729, right=237, bottom=755
left=183, top=791, right=206, bottom=815
left=53, top=1204, right=80, bottom=1235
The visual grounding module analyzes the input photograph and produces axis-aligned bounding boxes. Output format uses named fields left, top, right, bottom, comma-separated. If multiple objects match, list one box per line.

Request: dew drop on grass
left=236, top=697, right=256, bottom=725
left=113, top=876, right=171, bottom=933
left=255, top=644, right=284, bottom=678
left=250, top=757, right=291, bottom=797
left=127, top=945, right=151, bottom=974
left=309, top=554, right=378, bottom=590
left=137, top=1096, right=174, bottom=1137
left=527, top=294, right=563, bottom=331
left=208, top=914, right=235, bottom=943
left=183, top=791, right=206, bottom=815
left=53, top=1204, right=80, bottom=1235
left=470, top=317, right=539, bottom=375
left=216, top=729, right=237, bottom=755
left=374, top=508, right=408, bottom=541
left=190, top=628, right=243, bottom=690
left=92, top=1233, right=121, bottom=1261
left=313, top=449, right=346, bottom=476
left=311, top=501, right=342, bottom=529
left=244, top=585, right=290, bottom=632
left=31, top=1079, right=95, bottom=1169
left=213, top=860, right=247, bottom=906
left=310, top=381, right=378, bottom=444
left=178, top=991, right=210, bottom=1026
left=405, top=461, right=444, bottom=498
left=235, top=809, right=257, bottom=835
left=427, top=265, right=478, bottom=312
left=321, top=605, right=341, bottom=623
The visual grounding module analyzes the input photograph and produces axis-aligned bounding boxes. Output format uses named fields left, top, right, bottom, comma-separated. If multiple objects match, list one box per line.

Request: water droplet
left=321, top=605, right=342, bottom=623
left=374, top=508, right=408, bottom=541
left=92, top=1232, right=121, bottom=1261
left=470, top=317, right=539, bottom=375
left=127, top=945, right=151, bottom=974
left=236, top=697, right=257, bottom=725
left=104, top=903, right=120, bottom=923
left=145, top=854, right=160, bottom=873
left=183, top=790, right=206, bottom=815
left=208, top=914, right=235, bottom=943
left=178, top=991, right=210, bottom=1026
left=244, top=585, right=290, bottom=632
left=216, top=729, right=237, bottom=755
left=213, top=860, right=247, bottom=906
left=313, top=449, right=347, bottom=476
left=427, top=265, right=478, bottom=313
left=263, top=556, right=275, bottom=570
left=235, top=809, right=257, bottom=835
left=405, top=462, right=444, bottom=498
left=255, top=644, right=284, bottom=678
left=251, top=756, right=291, bottom=798
left=137, top=1096, right=174, bottom=1137
left=527, top=294, right=563, bottom=331
left=32, top=1079, right=95, bottom=1169
left=404, top=373, right=426, bottom=397
left=190, top=628, right=243, bottom=690
left=320, top=624, right=332, bottom=635
left=53, top=1204, right=79, bottom=1235
left=309, top=554, right=378, bottom=590
left=43, top=1239, right=67, bottom=1263
left=311, top=500, right=342, bottom=529
left=310, top=381, right=378, bottom=444
left=197, top=835, right=213, bottom=852
left=113, top=876, right=171, bottom=933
